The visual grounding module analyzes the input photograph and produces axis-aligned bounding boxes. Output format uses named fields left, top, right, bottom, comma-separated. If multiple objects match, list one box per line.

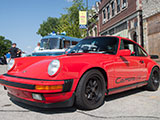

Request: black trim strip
left=3, top=74, right=71, bottom=82
left=63, top=79, right=73, bottom=92
left=0, top=78, right=73, bottom=92
left=0, top=79, right=35, bottom=90
left=108, top=81, right=148, bottom=92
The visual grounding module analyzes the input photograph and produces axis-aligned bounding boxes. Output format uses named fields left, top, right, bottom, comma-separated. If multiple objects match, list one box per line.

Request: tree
left=64, top=0, right=86, bottom=38
left=37, top=0, right=87, bottom=38
left=0, top=36, right=12, bottom=56
left=56, top=14, right=70, bottom=34
left=37, top=17, right=60, bottom=37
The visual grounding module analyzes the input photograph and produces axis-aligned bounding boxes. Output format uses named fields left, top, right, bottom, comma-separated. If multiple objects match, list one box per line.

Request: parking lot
left=0, top=65, right=160, bottom=120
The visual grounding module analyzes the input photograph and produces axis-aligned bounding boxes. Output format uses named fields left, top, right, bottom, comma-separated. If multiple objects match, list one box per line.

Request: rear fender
left=146, top=62, right=160, bottom=80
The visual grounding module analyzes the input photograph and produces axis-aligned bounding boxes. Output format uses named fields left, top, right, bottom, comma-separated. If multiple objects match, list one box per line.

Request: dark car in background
left=0, top=56, right=7, bottom=65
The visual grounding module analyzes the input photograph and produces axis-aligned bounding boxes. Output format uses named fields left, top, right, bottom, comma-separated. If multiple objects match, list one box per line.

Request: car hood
left=7, top=53, right=114, bottom=80
left=7, top=56, right=55, bottom=79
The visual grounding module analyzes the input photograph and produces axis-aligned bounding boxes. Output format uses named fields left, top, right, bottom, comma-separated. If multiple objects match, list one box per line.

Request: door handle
left=139, top=60, right=144, bottom=63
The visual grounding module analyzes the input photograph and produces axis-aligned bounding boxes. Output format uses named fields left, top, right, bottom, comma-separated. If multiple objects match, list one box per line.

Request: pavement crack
left=77, top=111, right=160, bottom=119
left=0, top=110, right=30, bottom=112
left=1, top=104, right=12, bottom=107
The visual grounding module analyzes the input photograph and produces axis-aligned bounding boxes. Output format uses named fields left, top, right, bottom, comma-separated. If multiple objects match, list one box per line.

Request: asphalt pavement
left=0, top=65, right=160, bottom=120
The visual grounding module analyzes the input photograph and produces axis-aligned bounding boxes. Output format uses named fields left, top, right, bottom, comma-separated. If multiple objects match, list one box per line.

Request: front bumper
left=0, top=74, right=75, bottom=108
left=8, top=92, right=75, bottom=108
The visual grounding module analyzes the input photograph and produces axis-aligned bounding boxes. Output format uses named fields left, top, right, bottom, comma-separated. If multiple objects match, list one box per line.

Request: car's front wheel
left=75, top=69, right=106, bottom=110
left=145, top=67, right=160, bottom=91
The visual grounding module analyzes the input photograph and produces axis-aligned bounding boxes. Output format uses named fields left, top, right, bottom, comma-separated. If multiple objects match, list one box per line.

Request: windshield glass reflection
left=68, top=37, right=119, bottom=54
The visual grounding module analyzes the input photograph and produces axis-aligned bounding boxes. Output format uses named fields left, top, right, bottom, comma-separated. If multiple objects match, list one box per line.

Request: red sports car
left=0, top=36, right=159, bottom=110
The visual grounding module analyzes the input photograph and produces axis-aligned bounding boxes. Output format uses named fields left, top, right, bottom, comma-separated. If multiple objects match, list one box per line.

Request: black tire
left=145, top=67, right=160, bottom=91
left=75, top=69, right=106, bottom=110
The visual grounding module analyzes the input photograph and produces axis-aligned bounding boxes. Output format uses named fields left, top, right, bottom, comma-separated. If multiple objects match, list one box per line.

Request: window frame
left=119, top=39, right=148, bottom=57
left=120, top=39, right=137, bottom=56
left=111, top=1, right=115, bottom=17
left=106, top=5, right=110, bottom=20
left=122, top=0, right=127, bottom=9
left=136, top=45, right=148, bottom=57
left=102, top=8, right=106, bottom=23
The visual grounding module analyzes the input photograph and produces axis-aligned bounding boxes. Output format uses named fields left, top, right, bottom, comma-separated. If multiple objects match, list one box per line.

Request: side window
left=137, top=45, right=148, bottom=57
left=120, top=39, right=136, bottom=56
left=63, top=40, right=70, bottom=48
left=72, top=41, right=78, bottom=46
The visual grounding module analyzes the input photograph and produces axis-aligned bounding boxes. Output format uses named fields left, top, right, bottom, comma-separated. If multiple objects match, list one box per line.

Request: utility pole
left=86, top=0, right=89, bottom=37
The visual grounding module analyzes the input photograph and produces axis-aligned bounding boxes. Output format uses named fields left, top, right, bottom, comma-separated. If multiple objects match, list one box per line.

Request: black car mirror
left=150, top=55, right=159, bottom=59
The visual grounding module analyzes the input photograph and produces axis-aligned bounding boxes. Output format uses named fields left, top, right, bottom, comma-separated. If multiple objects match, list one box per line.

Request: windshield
left=40, top=38, right=59, bottom=49
left=68, top=37, right=119, bottom=54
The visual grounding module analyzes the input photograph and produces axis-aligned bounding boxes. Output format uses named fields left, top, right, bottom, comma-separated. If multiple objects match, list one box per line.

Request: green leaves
left=0, top=36, right=12, bottom=56
left=37, top=17, right=60, bottom=37
left=37, top=0, right=87, bottom=38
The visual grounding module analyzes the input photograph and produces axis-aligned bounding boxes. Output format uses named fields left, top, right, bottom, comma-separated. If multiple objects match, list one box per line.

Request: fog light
left=32, top=93, right=43, bottom=101
left=35, top=85, right=63, bottom=90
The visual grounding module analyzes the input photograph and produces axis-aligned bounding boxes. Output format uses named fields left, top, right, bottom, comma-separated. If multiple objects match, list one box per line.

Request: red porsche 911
left=0, top=36, right=159, bottom=110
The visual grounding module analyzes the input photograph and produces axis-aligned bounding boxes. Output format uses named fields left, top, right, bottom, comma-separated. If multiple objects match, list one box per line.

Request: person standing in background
left=5, top=52, right=11, bottom=63
left=34, top=42, right=41, bottom=52
left=9, top=43, right=18, bottom=59
left=17, top=49, right=22, bottom=57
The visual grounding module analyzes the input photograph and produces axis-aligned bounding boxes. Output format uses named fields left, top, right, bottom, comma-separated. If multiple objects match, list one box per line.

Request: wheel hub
left=85, top=77, right=101, bottom=102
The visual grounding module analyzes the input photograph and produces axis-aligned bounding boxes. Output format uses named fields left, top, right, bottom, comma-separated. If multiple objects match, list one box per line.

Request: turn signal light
left=35, top=85, right=63, bottom=90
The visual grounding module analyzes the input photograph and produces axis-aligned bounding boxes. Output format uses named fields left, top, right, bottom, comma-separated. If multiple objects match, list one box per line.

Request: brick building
left=88, top=2, right=100, bottom=37
left=142, top=0, right=160, bottom=59
left=99, top=0, right=143, bottom=46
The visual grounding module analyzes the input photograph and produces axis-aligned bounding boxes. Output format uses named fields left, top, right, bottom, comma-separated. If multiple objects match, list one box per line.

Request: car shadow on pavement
left=9, top=88, right=145, bottom=114
left=10, top=98, right=77, bottom=114
left=105, top=87, right=145, bottom=102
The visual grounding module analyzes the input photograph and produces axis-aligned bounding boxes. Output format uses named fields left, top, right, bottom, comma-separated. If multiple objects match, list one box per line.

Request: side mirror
left=150, top=55, right=159, bottom=59
left=118, top=49, right=131, bottom=56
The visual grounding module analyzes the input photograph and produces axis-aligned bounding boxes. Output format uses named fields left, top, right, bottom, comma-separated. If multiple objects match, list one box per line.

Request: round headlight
left=7, top=59, right=15, bottom=71
left=48, top=60, right=60, bottom=76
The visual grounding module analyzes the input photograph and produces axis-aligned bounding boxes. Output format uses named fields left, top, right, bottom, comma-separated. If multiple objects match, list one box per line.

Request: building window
left=116, top=0, right=120, bottom=13
left=111, top=1, right=115, bottom=16
left=109, top=28, right=114, bottom=35
left=107, top=6, right=110, bottom=20
left=122, top=0, right=127, bottom=9
left=115, top=22, right=127, bottom=33
left=102, top=9, right=106, bottom=23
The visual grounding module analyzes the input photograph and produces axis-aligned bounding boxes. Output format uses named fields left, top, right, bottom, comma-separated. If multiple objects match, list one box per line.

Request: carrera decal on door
left=115, top=76, right=141, bottom=84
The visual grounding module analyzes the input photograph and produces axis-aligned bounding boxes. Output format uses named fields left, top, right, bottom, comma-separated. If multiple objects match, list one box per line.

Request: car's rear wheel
left=75, top=69, right=106, bottom=110
left=145, top=67, right=160, bottom=91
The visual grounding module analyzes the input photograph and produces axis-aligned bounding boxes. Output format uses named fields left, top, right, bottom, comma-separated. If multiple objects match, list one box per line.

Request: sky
left=0, top=0, right=97, bottom=54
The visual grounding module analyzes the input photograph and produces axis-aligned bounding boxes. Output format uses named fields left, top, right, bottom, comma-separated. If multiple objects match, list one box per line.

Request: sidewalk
left=158, top=62, right=160, bottom=65
left=0, top=65, right=7, bottom=75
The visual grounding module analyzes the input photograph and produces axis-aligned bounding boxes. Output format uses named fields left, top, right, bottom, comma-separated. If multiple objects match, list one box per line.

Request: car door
left=114, top=39, right=143, bottom=88
left=134, top=45, right=148, bottom=82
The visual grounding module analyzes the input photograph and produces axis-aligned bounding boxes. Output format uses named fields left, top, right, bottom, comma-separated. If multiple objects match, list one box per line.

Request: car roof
left=85, top=35, right=137, bottom=44
left=42, top=35, right=82, bottom=42
left=83, top=35, right=146, bottom=51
